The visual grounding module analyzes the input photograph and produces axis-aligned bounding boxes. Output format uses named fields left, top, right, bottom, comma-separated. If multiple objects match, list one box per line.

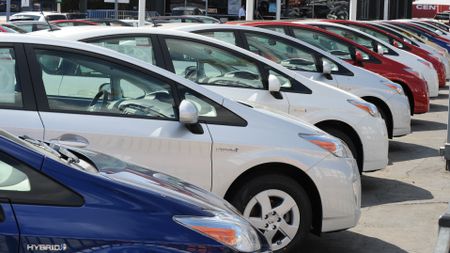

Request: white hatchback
left=1, top=34, right=360, bottom=252
left=172, top=24, right=411, bottom=138
left=34, top=26, right=389, bottom=173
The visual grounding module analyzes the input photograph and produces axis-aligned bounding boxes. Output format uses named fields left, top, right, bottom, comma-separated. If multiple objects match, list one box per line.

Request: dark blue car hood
left=73, top=148, right=239, bottom=215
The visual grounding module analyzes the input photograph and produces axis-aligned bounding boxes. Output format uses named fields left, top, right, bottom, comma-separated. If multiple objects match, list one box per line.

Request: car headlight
left=347, top=99, right=380, bottom=117
left=299, top=133, right=352, bottom=158
left=174, top=211, right=262, bottom=252
left=384, top=83, right=404, bottom=94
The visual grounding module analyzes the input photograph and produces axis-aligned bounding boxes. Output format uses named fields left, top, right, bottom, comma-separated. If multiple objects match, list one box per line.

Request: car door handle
left=50, top=134, right=89, bottom=148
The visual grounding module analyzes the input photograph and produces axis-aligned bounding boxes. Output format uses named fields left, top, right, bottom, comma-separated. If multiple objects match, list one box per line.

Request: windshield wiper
left=21, top=135, right=61, bottom=158
left=49, top=142, right=80, bottom=164
left=20, top=135, right=79, bottom=164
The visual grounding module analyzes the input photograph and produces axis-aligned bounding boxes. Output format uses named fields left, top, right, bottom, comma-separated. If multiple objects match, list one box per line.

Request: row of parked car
left=0, top=14, right=449, bottom=252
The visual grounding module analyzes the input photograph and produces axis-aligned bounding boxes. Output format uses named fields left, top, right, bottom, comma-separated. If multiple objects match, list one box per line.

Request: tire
left=320, top=126, right=360, bottom=173
left=230, top=174, right=312, bottom=253
left=377, top=106, right=390, bottom=137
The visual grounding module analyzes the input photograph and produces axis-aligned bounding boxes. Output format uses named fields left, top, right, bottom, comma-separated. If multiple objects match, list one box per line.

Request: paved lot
left=304, top=87, right=450, bottom=253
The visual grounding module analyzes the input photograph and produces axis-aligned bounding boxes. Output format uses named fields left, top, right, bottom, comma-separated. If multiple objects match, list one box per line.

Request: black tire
left=377, top=106, right=391, bottom=138
left=230, top=174, right=312, bottom=253
left=320, top=126, right=361, bottom=173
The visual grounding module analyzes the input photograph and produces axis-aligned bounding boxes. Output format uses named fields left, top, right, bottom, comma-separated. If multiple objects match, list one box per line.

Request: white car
left=0, top=34, right=361, bottom=252
left=34, top=26, right=389, bottom=173
left=9, top=11, right=66, bottom=22
left=170, top=24, right=411, bottom=138
left=302, top=21, right=440, bottom=98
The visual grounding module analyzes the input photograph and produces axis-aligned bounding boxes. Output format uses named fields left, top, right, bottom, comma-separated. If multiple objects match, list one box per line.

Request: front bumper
left=357, top=115, right=389, bottom=172
left=307, top=155, right=361, bottom=232
left=387, top=94, right=411, bottom=137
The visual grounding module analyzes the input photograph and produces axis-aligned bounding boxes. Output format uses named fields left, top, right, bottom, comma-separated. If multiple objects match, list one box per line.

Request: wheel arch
left=361, top=96, right=393, bottom=138
left=315, top=120, right=364, bottom=172
left=390, top=80, right=414, bottom=115
left=223, top=162, right=323, bottom=235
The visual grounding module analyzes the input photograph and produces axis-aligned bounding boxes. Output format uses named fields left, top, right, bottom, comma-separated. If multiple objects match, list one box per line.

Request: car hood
left=74, top=148, right=240, bottom=215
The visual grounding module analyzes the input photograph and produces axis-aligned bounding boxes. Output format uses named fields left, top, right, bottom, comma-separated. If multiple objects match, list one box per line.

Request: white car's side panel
left=39, top=112, right=214, bottom=190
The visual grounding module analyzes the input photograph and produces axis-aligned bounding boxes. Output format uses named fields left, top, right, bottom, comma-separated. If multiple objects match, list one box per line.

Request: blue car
left=0, top=130, right=271, bottom=253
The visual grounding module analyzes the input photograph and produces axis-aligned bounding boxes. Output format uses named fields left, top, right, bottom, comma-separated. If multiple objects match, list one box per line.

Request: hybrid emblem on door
left=216, top=147, right=239, bottom=152
left=26, top=243, right=67, bottom=251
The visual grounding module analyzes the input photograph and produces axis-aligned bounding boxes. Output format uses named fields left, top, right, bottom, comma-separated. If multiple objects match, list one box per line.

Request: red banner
left=413, top=4, right=450, bottom=18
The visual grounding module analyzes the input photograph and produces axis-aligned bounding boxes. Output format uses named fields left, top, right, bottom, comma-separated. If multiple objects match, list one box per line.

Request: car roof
left=167, top=23, right=359, bottom=68
left=239, top=21, right=385, bottom=57
left=29, top=25, right=361, bottom=95
left=4, top=33, right=224, bottom=104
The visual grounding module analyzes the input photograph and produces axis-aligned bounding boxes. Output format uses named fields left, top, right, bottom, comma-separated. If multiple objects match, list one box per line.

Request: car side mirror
left=321, top=59, right=333, bottom=80
left=377, top=44, right=385, bottom=55
left=179, top=100, right=203, bottom=134
left=179, top=100, right=199, bottom=124
left=268, top=74, right=283, bottom=99
left=355, top=51, right=364, bottom=64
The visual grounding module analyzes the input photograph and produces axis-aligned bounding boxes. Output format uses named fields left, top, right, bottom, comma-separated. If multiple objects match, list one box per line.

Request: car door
left=0, top=201, right=19, bottom=253
left=25, top=45, right=213, bottom=190
left=0, top=44, right=44, bottom=140
left=158, top=35, right=290, bottom=113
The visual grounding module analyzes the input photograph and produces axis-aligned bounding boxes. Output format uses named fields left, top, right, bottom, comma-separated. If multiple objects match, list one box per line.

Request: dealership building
left=145, top=0, right=412, bottom=20
left=3, top=0, right=412, bottom=21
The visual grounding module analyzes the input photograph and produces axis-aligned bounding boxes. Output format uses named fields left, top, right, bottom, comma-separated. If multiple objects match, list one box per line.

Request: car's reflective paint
left=0, top=132, right=271, bottom=253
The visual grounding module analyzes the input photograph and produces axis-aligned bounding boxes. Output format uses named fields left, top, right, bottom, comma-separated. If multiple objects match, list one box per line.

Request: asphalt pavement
left=303, top=87, right=450, bottom=253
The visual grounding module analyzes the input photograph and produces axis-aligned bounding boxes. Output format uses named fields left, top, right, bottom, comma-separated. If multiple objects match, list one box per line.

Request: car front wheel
left=230, top=174, right=312, bottom=252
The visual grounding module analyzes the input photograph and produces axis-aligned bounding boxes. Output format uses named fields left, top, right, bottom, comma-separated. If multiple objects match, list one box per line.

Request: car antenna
left=41, top=9, right=55, bottom=32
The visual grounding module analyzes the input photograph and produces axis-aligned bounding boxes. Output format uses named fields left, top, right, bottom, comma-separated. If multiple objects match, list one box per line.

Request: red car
left=238, top=21, right=429, bottom=114
left=50, top=20, right=98, bottom=27
left=325, top=20, right=446, bottom=87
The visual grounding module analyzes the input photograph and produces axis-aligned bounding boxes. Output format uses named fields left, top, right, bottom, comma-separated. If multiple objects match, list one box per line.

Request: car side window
left=0, top=152, right=83, bottom=206
left=195, top=31, right=237, bottom=45
left=292, top=28, right=372, bottom=62
left=35, top=49, right=176, bottom=120
left=292, top=28, right=353, bottom=60
left=178, top=86, right=247, bottom=126
left=267, top=68, right=311, bottom=94
left=243, top=32, right=319, bottom=72
left=0, top=159, right=30, bottom=192
left=0, top=48, right=22, bottom=108
left=90, top=36, right=155, bottom=65
left=164, top=38, right=264, bottom=89
left=321, top=26, right=391, bottom=54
